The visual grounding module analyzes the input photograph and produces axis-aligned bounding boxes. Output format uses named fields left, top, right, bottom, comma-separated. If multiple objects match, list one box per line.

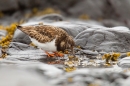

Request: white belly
left=30, top=37, right=57, bottom=52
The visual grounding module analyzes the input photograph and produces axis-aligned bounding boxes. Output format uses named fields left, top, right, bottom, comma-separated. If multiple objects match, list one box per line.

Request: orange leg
left=54, top=52, right=64, bottom=57
left=45, top=51, right=55, bottom=57
left=45, top=51, right=64, bottom=58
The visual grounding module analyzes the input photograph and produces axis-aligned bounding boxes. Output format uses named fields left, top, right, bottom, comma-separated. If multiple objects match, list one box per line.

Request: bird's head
left=60, top=35, right=75, bottom=56
left=60, top=36, right=75, bottom=49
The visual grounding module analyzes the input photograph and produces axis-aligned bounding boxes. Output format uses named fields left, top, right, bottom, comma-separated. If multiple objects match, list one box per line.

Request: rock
left=101, top=19, right=125, bottom=27
left=84, top=76, right=94, bottom=84
left=13, top=29, right=31, bottom=44
left=0, top=60, right=64, bottom=79
left=0, top=62, right=124, bottom=86
left=74, top=26, right=130, bottom=52
left=7, top=42, right=47, bottom=60
left=68, top=0, right=106, bottom=19
left=18, top=0, right=47, bottom=8
left=118, top=57, right=130, bottom=68
left=120, top=77, right=130, bottom=86
left=109, top=0, right=130, bottom=20
left=12, top=11, right=24, bottom=21
left=108, top=73, right=127, bottom=82
left=0, top=65, right=52, bottom=86
left=0, top=0, right=18, bottom=11
left=119, top=53, right=127, bottom=59
left=28, top=14, right=64, bottom=22
left=0, top=16, right=20, bottom=25
left=80, top=50, right=99, bottom=55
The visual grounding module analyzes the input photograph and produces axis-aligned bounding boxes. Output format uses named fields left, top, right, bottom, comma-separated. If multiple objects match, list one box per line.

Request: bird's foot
left=45, top=51, right=55, bottom=57
left=45, top=51, right=64, bottom=58
left=54, top=51, right=64, bottom=57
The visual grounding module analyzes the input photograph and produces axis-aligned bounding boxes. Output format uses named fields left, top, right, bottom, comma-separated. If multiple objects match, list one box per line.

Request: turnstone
left=17, top=24, right=75, bottom=57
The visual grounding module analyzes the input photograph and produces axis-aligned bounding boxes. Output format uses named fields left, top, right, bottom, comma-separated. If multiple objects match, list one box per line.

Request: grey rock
left=101, top=19, right=126, bottom=27
left=12, top=11, right=24, bottom=21
left=18, top=0, right=47, bottom=8
left=68, top=0, right=106, bottom=19
left=9, top=42, right=33, bottom=50
left=84, top=76, right=94, bottom=84
left=0, top=16, right=20, bottom=26
left=118, top=57, right=130, bottom=68
left=0, top=60, right=64, bottom=79
left=81, top=50, right=98, bottom=55
left=0, top=0, right=18, bottom=11
left=28, top=14, right=65, bottom=23
left=119, top=53, right=127, bottom=59
left=73, top=75, right=84, bottom=82
left=0, top=65, right=52, bottom=86
left=7, top=42, right=46, bottom=60
left=109, top=0, right=130, bottom=20
left=108, top=73, right=127, bottom=82
left=13, top=29, right=31, bottom=44
left=74, top=26, right=130, bottom=52
left=120, top=77, right=130, bottom=86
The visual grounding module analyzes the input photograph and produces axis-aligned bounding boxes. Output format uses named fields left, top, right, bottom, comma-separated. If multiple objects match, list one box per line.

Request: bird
left=17, top=23, right=75, bottom=57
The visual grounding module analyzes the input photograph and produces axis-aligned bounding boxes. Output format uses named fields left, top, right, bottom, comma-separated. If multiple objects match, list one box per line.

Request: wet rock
left=0, top=65, right=52, bottom=86
left=80, top=50, right=98, bottom=56
left=118, top=57, right=130, bottom=68
left=0, top=61, right=124, bottom=86
left=120, top=77, right=130, bottom=86
left=84, top=76, right=94, bottom=84
left=7, top=42, right=47, bottom=60
left=74, top=26, right=130, bottom=52
left=108, top=73, right=127, bottom=82
left=55, top=68, right=128, bottom=86
left=119, top=53, right=127, bottom=59
left=68, top=0, right=106, bottom=19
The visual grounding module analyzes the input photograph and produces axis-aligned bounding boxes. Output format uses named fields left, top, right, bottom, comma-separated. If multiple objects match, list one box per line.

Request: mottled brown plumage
left=17, top=24, right=75, bottom=52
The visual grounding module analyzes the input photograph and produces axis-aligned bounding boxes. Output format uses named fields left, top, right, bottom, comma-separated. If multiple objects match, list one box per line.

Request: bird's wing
left=27, top=27, right=56, bottom=43
left=17, top=25, right=67, bottom=43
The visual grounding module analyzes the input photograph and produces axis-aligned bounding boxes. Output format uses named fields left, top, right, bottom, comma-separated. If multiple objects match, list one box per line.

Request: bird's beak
left=17, top=25, right=22, bottom=29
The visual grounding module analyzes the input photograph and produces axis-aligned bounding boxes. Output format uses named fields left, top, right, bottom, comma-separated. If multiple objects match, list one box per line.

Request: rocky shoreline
left=0, top=13, right=130, bottom=86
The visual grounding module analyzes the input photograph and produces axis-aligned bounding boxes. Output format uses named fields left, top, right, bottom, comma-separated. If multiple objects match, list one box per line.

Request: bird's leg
left=54, top=51, right=64, bottom=57
left=45, top=51, right=55, bottom=57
